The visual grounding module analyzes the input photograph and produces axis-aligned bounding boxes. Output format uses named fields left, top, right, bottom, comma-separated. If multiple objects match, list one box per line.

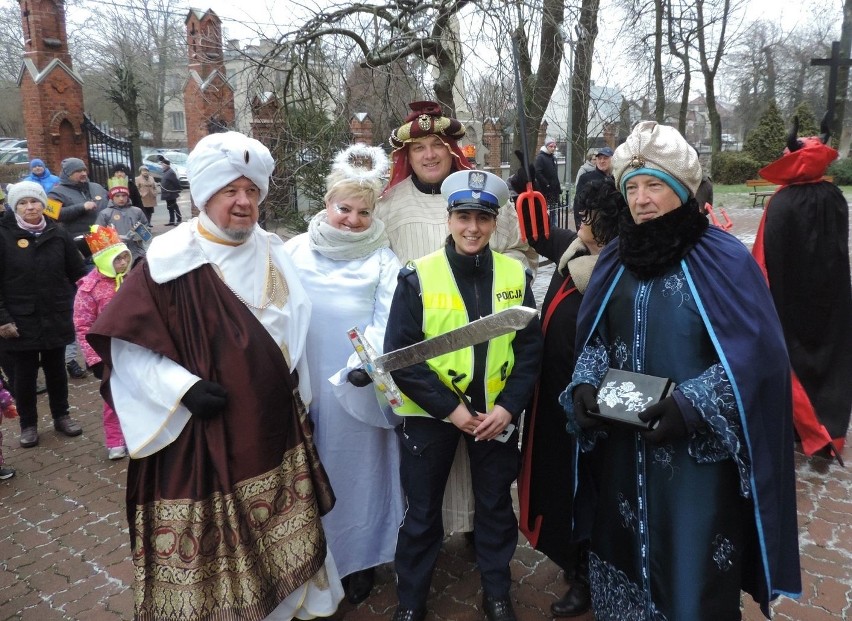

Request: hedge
left=711, top=152, right=762, bottom=185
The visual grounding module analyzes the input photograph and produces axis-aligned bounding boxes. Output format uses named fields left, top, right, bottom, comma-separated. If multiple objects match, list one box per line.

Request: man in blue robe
left=561, top=121, right=801, bottom=620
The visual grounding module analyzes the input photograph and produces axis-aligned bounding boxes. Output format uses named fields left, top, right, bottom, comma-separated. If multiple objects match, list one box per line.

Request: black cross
left=811, top=41, right=852, bottom=126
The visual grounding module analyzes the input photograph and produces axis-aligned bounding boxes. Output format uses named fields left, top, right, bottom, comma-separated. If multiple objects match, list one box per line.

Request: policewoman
left=384, top=170, right=542, bottom=621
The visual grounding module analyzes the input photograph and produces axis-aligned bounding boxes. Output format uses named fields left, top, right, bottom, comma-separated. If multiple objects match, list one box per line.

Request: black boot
left=344, top=567, right=375, bottom=605
left=550, top=580, right=591, bottom=617
left=483, top=595, right=517, bottom=621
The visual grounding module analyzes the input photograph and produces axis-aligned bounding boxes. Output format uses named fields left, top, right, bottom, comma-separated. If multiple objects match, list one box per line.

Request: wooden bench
left=745, top=176, right=835, bottom=208
left=745, top=179, right=777, bottom=207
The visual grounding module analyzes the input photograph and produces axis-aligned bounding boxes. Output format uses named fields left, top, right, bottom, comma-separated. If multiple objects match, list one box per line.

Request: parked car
left=0, top=139, right=27, bottom=153
left=0, top=149, right=29, bottom=165
left=142, top=151, right=189, bottom=187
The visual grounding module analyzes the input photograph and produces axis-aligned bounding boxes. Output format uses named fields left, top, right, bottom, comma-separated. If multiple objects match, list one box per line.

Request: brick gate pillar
left=184, top=9, right=235, bottom=149
left=17, top=0, right=86, bottom=173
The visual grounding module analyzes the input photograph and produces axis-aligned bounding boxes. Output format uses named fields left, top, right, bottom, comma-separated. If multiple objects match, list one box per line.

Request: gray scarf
left=307, top=210, right=389, bottom=261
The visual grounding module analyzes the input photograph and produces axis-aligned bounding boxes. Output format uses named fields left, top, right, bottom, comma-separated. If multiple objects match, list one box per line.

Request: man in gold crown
left=88, top=131, right=344, bottom=620
left=374, top=100, right=536, bottom=537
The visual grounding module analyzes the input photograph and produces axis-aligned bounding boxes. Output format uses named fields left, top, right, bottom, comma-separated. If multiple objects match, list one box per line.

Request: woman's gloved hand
left=572, top=383, right=604, bottom=431
left=638, top=396, right=687, bottom=444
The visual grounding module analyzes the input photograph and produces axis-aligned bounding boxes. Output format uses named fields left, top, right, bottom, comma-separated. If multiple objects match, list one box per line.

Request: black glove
left=572, top=383, right=604, bottom=431
left=182, top=380, right=228, bottom=419
left=638, top=396, right=687, bottom=444
left=89, top=362, right=104, bottom=380
left=347, top=368, right=373, bottom=387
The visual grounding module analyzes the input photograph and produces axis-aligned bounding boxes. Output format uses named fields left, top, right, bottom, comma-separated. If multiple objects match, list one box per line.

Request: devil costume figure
left=752, top=117, right=852, bottom=460
left=563, top=122, right=801, bottom=620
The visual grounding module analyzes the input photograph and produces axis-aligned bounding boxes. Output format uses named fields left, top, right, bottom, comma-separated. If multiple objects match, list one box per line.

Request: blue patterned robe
left=561, top=227, right=801, bottom=620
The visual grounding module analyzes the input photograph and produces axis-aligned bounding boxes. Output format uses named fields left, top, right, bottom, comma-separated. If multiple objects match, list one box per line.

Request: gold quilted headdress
left=611, top=121, right=703, bottom=202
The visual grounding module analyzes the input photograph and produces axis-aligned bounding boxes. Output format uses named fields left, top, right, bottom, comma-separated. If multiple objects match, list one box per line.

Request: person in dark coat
left=48, top=157, right=109, bottom=239
left=751, top=118, right=852, bottom=462
left=159, top=156, right=183, bottom=225
left=47, top=157, right=105, bottom=379
left=0, top=182, right=87, bottom=449
left=385, top=170, right=543, bottom=621
left=516, top=178, right=625, bottom=618
left=534, top=136, right=561, bottom=207
left=573, top=147, right=613, bottom=227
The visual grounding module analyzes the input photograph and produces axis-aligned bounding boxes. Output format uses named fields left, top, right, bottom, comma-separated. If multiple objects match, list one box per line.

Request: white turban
left=186, top=131, right=275, bottom=210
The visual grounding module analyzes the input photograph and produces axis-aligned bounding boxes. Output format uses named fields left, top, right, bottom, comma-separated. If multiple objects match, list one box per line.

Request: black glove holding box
left=592, top=368, right=675, bottom=430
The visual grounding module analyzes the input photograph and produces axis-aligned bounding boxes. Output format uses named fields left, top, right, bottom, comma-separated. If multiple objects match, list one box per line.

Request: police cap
left=441, top=170, right=509, bottom=216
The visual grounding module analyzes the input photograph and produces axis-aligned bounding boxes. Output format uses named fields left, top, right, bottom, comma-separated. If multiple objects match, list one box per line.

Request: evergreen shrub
left=711, top=152, right=761, bottom=185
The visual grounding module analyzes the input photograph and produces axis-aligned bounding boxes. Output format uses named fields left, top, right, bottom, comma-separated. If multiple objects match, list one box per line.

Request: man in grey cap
left=48, top=158, right=109, bottom=238
left=384, top=169, right=542, bottom=621
left=48, top=157, right=109, bottom=378
left=562, top=121, right=801, bottom=620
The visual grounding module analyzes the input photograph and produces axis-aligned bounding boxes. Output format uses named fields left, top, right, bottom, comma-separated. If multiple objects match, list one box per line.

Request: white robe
left=109, top=218, right=344, bottom=620
left=283, top=234, right=404, bottom=578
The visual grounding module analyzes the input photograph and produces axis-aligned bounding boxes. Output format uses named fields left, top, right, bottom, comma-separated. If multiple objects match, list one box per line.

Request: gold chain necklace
left=198, top=233, right=283, bottom=310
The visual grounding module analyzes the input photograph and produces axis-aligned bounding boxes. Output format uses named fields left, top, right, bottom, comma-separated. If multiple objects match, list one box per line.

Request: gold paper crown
left=84, top=225, right=123, bottom=256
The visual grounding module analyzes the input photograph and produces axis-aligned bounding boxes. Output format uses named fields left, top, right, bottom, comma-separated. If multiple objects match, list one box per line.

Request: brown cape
left=88, top=260, right=335, bottom=621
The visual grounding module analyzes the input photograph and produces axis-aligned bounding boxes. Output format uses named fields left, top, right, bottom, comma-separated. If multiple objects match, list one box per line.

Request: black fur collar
left=618, top=199, right=709, bottom=279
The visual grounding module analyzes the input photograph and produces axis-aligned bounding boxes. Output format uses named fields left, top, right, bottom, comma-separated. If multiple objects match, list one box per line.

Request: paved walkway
left=0, top=203, right=850, bottom=620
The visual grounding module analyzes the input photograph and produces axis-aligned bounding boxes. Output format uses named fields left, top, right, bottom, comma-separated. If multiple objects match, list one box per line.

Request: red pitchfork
left=511, top=32, right=549, bottom=242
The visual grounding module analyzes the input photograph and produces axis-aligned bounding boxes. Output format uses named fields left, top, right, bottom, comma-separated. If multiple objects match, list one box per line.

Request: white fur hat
left=186, top=131, right=275, bottom=210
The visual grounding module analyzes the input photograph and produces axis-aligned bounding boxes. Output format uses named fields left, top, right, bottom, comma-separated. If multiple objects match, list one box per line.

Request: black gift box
left=591, top=368, right=674, bottom=429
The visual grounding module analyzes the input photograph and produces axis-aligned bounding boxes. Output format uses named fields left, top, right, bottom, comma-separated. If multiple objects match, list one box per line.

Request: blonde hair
left=324, top=178, right=379, bottom=208
left=323, top=144, right=389, bottom=208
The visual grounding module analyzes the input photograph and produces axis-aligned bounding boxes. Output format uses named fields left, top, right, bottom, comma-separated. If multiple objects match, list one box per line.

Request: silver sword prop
left=347, top=305, right=537, bottom=408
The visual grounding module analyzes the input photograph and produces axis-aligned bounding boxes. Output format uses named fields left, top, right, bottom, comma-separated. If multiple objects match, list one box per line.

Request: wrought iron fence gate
left=81, top=115, right=134, bottom=187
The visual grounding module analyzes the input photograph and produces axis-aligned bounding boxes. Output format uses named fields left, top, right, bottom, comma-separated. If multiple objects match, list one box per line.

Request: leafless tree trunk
left=653, top=0, right=665, bottom=123
left=695, top=0, right=737, bottom=154
left=835, top=0, right=852, bottom=150
left=512, top=0, right=565, bottom=157
left=571, top=0, right=600, bottom=179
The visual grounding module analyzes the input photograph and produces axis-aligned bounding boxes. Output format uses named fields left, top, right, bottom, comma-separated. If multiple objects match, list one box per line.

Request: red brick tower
left=482, top=118, right=503, bottom=175
left=184, top=9, right=235, bottom=149
left=17, top=0, right=86, bottom=172
left=349, top=113, right=374, bottom=146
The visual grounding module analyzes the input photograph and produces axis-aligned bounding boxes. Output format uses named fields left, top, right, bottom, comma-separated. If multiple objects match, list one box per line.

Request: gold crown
left=84, top=225, right=122, bottom=255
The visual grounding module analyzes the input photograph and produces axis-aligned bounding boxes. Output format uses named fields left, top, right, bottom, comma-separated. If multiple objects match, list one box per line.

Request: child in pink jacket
left=73, top=226, right=132, bottom=460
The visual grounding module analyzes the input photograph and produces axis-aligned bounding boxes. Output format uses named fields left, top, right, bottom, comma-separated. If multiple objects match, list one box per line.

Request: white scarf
left=307, top=210, right=389, bottom=261
left=558, top=237, right=599, bottom=294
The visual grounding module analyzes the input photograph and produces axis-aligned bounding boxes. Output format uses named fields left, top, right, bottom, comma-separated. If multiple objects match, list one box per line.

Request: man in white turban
left=87, top=131, right=344, bottom=620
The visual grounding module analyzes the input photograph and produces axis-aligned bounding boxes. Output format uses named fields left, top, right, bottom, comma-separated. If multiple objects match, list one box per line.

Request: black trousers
left=141, top=206, right=154, bottom=225
left=395, top=416, right=520, bottom=610
left=166, top=198, right=182, bottom=223
left=10, top=348, right=69, bottom=429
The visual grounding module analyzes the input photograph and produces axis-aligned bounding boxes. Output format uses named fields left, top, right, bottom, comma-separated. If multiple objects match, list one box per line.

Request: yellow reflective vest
left=394, top=249, right=527, bottom=418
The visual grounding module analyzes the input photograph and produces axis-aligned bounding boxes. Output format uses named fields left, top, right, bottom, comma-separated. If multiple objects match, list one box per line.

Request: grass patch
left=712, top=183, right=852, bottom=209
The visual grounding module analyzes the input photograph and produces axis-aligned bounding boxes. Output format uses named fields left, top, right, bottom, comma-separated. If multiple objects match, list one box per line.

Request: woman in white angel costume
left=284, top=144, right=404, bottom=606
